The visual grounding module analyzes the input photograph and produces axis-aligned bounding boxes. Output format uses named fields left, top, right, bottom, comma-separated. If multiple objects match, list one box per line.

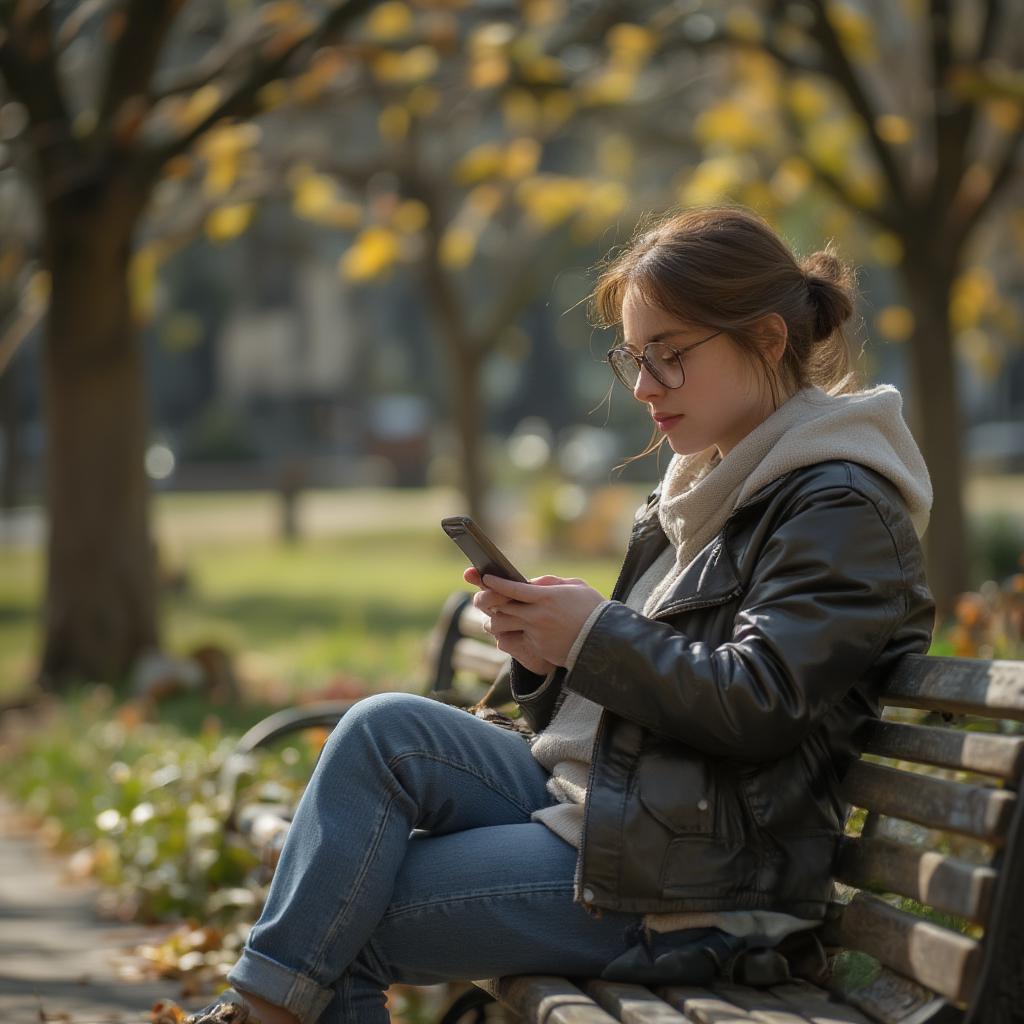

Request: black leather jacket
left=510, top=460, right=935, bottom=919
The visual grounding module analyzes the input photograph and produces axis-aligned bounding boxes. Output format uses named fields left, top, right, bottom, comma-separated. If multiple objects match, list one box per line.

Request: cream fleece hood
left=652, top=384, right=933, bottom=599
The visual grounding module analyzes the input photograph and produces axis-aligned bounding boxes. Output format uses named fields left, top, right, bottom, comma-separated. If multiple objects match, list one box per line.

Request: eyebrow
left=621, top=329, right=688, bottom=352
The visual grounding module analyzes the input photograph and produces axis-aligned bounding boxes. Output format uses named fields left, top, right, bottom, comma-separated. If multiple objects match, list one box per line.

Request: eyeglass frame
left=606, top=329, right=723, bottom=390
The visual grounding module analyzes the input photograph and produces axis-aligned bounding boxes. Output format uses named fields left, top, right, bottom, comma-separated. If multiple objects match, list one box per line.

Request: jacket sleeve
left=563, top=485, right=917, bottom=761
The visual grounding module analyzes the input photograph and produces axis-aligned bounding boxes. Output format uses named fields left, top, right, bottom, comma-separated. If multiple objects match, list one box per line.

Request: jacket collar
left=636, top=469, right=800, bottom=618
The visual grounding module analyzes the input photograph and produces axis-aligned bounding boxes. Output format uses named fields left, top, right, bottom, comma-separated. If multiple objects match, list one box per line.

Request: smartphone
left=441, top=515, right=528, bottom=584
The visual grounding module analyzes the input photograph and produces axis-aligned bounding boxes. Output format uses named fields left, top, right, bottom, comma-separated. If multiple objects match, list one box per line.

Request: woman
left=187, top=205, right=935, bottom=1024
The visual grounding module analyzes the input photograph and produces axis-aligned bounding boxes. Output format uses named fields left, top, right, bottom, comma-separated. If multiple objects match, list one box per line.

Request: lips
left=652, top=412, right=684, bottom=431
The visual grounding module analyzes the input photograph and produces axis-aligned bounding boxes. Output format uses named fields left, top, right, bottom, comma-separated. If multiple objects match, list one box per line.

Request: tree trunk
left=451, top=348, right=486, bottom=526
left=900, top=250, right=967, bottom=622
left=0, top=353, right=20, bottom=511
left=38, top=185, right=159, bottom=689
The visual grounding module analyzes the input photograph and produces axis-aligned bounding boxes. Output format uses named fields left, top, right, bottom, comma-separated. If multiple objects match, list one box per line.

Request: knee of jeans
left=325, top=691, right=437, bottom=761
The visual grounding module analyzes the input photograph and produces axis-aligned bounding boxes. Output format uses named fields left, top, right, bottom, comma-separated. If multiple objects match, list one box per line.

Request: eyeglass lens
left=609, top=341, right=685, bottom=389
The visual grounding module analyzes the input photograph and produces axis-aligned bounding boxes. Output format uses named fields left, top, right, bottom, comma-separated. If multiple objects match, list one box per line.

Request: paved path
left=0, top=805, right=206, bottom=1024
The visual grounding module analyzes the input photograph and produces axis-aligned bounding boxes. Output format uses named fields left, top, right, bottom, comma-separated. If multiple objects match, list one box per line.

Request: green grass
left=0, top=517, right=622, bottom=701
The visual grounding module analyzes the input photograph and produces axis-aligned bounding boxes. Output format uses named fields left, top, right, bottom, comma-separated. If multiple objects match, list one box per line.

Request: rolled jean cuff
left=227, top=945, right=334, bottom=1024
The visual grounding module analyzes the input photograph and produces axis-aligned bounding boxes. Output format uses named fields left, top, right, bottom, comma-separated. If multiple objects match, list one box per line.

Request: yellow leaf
left=466, top=184, right=504, bottom=218
left=407, top=85, right=441, bottom=117
left=182, top=85, right=221, bottom=128
left=805, top=117, right=861, bottom=176
left=876, top=305, right=914, bottom=342
left=504, top=138, right=541, bottom=179
left=503, top=89, right=540, bottom=133
left=455, top=143, right=504, bottom=185
left=517, top=54, right=564, bottom=84
left=678, top=155, right=750, bottom=205
left=341, top=227, right=400, bottom=281
left=470, top=53, right=509, bottom=89
left=374, top=46, right=439, bottom=84
left=205, top=203, right=255, bottom=243
left=983, top=99, right=1023, bottom=134
left=951, top=268, right=996, bottom=331
left=875, top=114, right=913, bottom=144
left=293, top=170, right=337, bottom=218
left=694, top=98, right=772, bottom=149
left=582, top=68, right=635, bottom=106
left=786, top=77, right=830, bottom=121
left=958, top=327, right=1000, bottom=380
left=515, top=175, right=584, bottom=229
left=541, top=91, right=575, bottom=131
left=847, top=172, right=883, bottom=209
left=724, top=7, right=764, bottom=43
left=770, top=157, right=812, bottom=203
left=869, top=232, right=903, bottom=266
left=379, top=105, right=410, bottom=142
left=130, top=245, right=163, bottom=322
left=826, top=2, right=876, bottom=60
left=605, top=23, right=655, bottom=62
left=392, top=199, right=429, bottom=233
left=367, top=2, right=414, bottom=41
left=440, top=226, right=477, bottom=269
left=258, top=79, right=291, bottom=111
left=524, top=0, right=565, bottom=28
left=470, top=22, right=515, bottom=52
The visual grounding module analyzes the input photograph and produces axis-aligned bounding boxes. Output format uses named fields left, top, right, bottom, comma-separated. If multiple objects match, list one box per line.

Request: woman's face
left=620, top=286, right=781, bottom=459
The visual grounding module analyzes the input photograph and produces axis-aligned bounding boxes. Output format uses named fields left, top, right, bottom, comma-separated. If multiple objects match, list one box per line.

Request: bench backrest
left=426, top=592, right=1024, bottom=1023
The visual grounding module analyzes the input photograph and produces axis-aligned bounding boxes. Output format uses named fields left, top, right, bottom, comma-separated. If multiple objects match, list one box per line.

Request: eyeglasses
left=606, top=330, right=722, bottom=390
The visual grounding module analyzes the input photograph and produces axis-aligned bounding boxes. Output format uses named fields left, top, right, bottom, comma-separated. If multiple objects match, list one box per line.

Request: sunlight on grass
left=0, top=513, right=621, bottom=700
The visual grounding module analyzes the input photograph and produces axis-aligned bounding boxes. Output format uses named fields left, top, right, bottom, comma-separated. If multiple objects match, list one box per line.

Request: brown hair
left=589, top=204, right=863, bottom=461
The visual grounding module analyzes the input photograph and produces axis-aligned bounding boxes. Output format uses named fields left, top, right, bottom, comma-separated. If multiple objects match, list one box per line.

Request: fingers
left=464, top=567, right=483, bottom=588
left=481, top=574, right=538, bottom=601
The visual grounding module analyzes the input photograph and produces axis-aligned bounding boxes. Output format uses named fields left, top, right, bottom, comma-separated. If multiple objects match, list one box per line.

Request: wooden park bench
left=222, top=591, right=1024, bottom=1024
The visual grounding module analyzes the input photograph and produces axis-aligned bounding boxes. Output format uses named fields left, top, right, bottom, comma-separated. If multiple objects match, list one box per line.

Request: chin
left=666, top=430, right=716, bottom=457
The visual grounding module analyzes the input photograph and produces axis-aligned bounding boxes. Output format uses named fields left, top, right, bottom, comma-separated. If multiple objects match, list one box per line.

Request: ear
left=755, top=313, right=788, bottom=367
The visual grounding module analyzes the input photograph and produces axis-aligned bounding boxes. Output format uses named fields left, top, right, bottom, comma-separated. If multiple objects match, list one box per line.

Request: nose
left=632, top=360, right=664, bottom=403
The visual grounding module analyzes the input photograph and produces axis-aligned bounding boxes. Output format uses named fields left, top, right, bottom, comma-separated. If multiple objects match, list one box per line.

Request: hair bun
left=801, top=248, right=855, bottom=342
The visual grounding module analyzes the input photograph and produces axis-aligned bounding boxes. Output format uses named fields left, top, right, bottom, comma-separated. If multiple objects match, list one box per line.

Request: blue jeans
left=226, top=692, right=644, bottom=1023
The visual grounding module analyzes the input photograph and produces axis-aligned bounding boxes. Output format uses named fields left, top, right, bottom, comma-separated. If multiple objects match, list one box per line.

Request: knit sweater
left=528, top=383, right=932, bottom=937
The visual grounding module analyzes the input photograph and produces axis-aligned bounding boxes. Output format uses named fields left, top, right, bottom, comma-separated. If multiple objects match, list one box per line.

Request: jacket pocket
left=659, top=835, right=759, bottom=896
left=637, top=750, right=715, bottom=836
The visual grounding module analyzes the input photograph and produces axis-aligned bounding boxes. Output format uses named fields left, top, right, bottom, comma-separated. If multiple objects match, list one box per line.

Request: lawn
left=0, top=488, right=627, bottom=702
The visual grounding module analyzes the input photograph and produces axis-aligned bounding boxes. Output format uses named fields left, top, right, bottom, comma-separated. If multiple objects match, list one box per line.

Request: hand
left=466, top=569, right=605, bottom=671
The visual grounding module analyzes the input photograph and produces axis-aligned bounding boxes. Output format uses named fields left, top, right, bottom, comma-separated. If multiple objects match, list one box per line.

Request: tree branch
left=800, top=0, right=910, bottom=217
left=775, top=94, right=903, bottom=233
left=929, top=0, right=975, bottom=221
left=96, top=0, right=181, bottom=134
left=951, top=120, right=1023, bottom=247
left=149, top=0, right=379, bottom=170
left=0, top=0, right=80, bottom=191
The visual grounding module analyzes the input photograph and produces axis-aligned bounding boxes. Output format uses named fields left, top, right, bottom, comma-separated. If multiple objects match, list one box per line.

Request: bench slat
left=839, top=759, right=1016, bottom=843
left=766, top=981, right=876, bottom=1024
left=709, top=981, right=813, bottom=1022
left=824, top=892, right=983, bottom=1006
left=582, top=980, right=691, bottom=1024
left=860, top=718, right=1024, bottom=781
left=451, top=637, right=508, bottom=680
left=656, top=986, right=759, bottom=1023
left=880, top=655, right=1024, bottom=722
left=834, top=835, right=995, bottom=924
left=457, top=601, right=492, bottom=643
left=489, top=976, right=621, bottom=1024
